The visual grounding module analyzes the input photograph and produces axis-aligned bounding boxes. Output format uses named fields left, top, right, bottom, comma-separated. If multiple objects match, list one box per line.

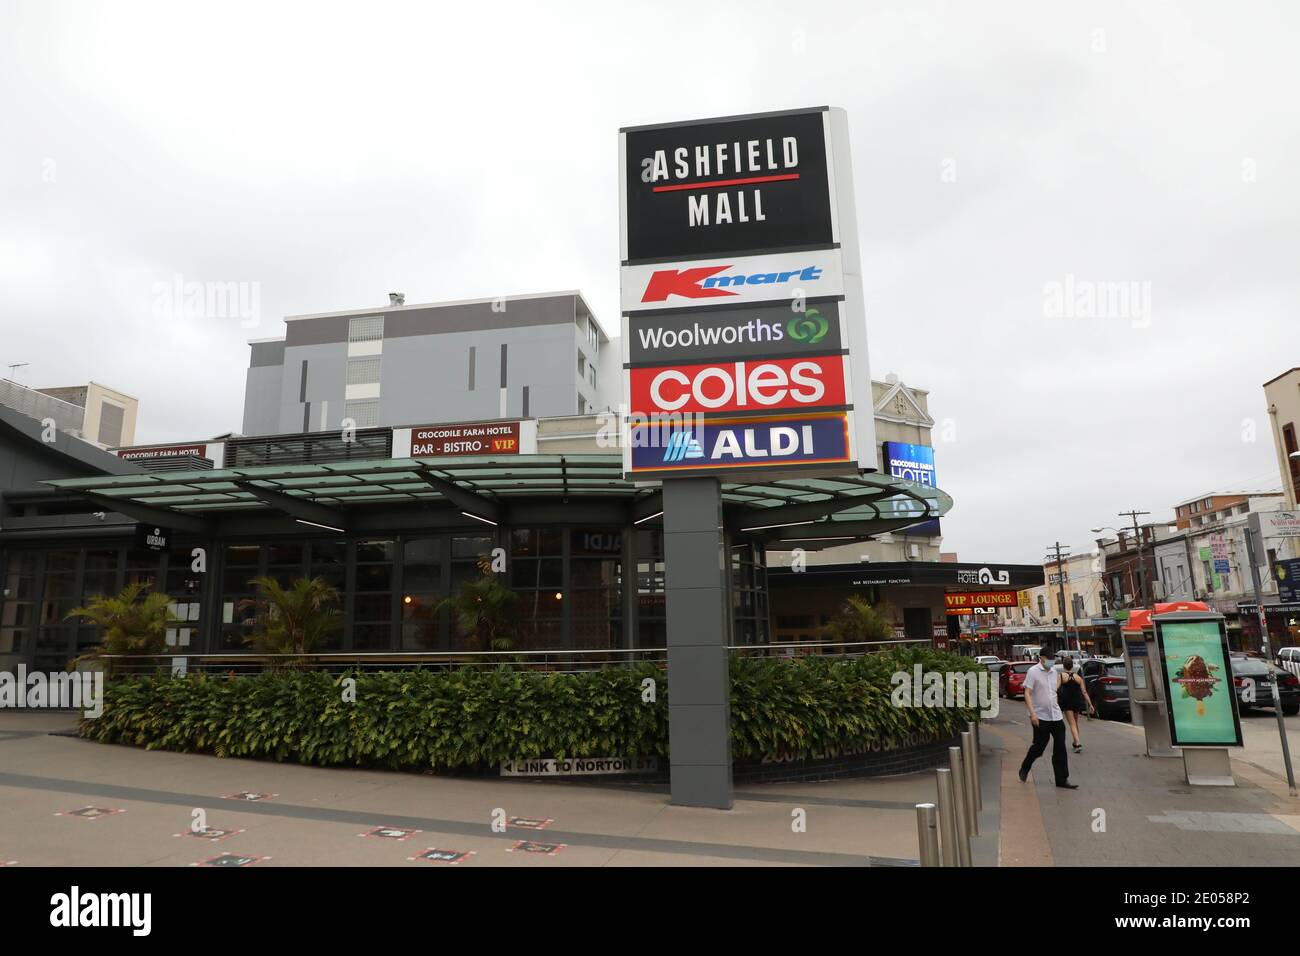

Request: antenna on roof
left=6, top=362, right=28, bottom=382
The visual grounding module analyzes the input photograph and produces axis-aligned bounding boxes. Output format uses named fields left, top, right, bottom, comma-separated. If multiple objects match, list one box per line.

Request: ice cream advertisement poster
left=1154, top=616, right=1243, bottom=748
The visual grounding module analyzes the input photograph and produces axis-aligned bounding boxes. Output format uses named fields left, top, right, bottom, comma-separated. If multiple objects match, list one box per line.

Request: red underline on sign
left=652, top=173, right=801, bottom=193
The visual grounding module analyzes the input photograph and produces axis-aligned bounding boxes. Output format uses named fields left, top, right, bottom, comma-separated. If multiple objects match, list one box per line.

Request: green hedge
left=78, top=648, right=983, bottom=771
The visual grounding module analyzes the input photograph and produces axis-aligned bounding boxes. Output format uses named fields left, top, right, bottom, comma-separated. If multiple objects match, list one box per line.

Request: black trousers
left=1020, top=718, right=1070, bottom=785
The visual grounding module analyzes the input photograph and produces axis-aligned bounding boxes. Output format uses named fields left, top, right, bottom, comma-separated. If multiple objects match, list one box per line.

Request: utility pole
left=1119, top=510, right=1151, bottom=606
left=1047, top=541, right=1077, bottom=653
left=1244, top=518, right=1297, bottom=795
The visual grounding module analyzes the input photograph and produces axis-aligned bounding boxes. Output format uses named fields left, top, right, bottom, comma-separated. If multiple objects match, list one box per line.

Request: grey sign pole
left=1244, top=516, right=1297, bottom=795
left=663, top=477, right=734, bottom=808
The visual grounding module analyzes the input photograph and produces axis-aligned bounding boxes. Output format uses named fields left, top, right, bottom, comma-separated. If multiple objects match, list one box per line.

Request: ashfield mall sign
left=622, top=108, right=834, bottom=262
left=620, top=106, right=874, bottom=480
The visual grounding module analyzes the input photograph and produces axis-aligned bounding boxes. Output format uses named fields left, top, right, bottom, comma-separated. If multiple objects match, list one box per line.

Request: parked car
left=974, top=655, right=1002, bottom=666
left=1231, top=656, right=1300, bottom=716
left=981, top=658, right=1006, bottom=673
left=1000, top=660, right=1037, bottom=699
left=1079, top=657, right=1129, bottom=721
left=1277, top=646, right=1300, bottom=678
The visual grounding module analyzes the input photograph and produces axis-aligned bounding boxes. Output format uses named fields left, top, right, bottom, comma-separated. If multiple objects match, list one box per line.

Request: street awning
left=43, top=454, right=951, bottom=540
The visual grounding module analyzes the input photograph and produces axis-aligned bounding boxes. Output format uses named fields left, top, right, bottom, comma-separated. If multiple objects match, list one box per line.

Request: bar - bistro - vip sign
left=619, top=107, right=875, bottom=480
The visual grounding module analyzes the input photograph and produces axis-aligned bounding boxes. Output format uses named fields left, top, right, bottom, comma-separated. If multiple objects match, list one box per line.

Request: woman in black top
left=1057, top=658, right=1094, bottom=753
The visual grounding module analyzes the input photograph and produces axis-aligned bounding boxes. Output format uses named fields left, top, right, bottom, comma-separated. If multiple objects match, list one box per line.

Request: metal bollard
left=915, top=803, right=940, bottom=867
left=947, top=746, right=973, bottom=866
left=935, top=768, right=958, bottom=867
left=966, top=721, right=983, bottom=813
left=961, top=731, right=980, bottom=834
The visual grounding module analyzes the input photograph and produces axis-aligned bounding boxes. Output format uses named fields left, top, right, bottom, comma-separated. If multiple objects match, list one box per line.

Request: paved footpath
left=7, top=706, right=1294, bottom=867
left=987, top=706, right=1300, bottom=866
left=0, top=711, right=1001, bottom=868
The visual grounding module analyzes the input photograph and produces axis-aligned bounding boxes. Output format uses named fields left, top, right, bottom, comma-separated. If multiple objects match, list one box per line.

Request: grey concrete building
left=0, top=379, right=139, bottom=449
left=242, top=292, right=616, bottom=436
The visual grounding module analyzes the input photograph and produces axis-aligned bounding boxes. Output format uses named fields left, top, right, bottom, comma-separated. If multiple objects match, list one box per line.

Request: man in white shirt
left=1018, top=650, right=1077, bottom=789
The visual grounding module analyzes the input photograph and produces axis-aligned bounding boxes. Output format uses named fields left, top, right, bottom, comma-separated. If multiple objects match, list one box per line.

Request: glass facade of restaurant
left=0, top=523, right=769, bottom=667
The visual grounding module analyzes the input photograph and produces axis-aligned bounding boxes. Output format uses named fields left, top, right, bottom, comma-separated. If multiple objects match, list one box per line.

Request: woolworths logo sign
left=787, top=307, right=828, bottom=343
left=628, top=301, right=841, bottom=363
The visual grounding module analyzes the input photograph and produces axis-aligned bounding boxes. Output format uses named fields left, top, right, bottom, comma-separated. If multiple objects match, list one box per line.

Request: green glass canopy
left=45, top=454, right=951, bottom=543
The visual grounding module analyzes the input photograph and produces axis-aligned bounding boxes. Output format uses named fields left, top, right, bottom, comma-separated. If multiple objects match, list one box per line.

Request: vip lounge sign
left=944, top=591, right=1018, bottom=616
left=620, top=107, right=874, bottom=479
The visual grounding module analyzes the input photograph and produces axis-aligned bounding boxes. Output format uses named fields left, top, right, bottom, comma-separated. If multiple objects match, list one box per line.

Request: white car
left=1277, top=647, right=1300, bottom=678
left=974, top=655, right=1002, bottom=665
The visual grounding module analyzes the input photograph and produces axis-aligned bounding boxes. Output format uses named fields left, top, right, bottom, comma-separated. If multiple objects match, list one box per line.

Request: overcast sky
left=2, top=1, right=1295, bottom=564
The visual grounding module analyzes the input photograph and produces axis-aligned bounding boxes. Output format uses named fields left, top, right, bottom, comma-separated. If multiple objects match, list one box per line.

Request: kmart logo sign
left=620, top=249, right=845, bottom=313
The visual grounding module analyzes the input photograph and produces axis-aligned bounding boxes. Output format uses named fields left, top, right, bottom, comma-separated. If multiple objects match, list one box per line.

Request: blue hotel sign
left=882, top=441, right=940, bottom=536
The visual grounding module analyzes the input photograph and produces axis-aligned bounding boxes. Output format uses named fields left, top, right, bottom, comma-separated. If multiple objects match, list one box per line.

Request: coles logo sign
left=629, top=356, right=846, bottom=415
left=621, top=249, right=844, bottom=313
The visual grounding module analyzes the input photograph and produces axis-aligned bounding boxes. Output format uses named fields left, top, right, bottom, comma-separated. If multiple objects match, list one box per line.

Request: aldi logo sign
left=629, top=413, right=850, bottom=475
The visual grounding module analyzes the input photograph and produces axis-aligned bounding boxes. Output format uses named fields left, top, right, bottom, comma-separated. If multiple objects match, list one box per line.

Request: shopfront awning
left=43, top=454, right=951, bottom=539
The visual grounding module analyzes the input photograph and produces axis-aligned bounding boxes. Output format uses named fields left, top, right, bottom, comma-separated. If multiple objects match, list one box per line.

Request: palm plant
left=66, top=581, right=178, bottom=671
left=433, top=556, right=518, bottom=652
left=823, top=595, right=895, bottom=646
left=243, top=575, right=343, bottom=661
